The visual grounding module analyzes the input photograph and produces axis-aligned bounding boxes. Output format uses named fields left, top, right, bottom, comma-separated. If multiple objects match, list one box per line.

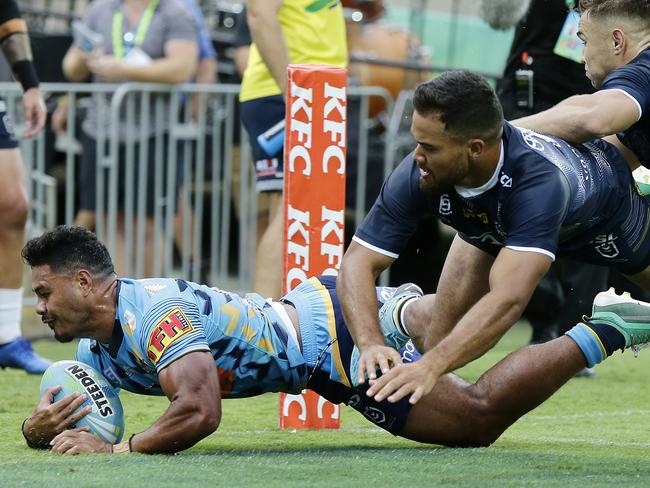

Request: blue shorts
left=283, top=276, right=421, bottom=435
left=239, top=95, right=285, bottom=193
left=0, top=101, right=18, bottom=150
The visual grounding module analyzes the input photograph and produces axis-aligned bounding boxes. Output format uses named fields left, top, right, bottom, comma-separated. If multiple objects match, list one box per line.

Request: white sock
left=0, top=288, right=22, bottom=344
left=398, top=296, right=418, bottom=337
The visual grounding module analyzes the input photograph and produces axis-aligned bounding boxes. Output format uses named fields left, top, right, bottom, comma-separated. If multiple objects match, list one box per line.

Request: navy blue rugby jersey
left=354, top=121, right=636, bottom=265
left=601, top=47, right=650, bottom=166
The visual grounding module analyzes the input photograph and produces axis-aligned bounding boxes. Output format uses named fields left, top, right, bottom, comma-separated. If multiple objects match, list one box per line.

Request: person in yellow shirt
left=239, top=0, right=347, bottom=299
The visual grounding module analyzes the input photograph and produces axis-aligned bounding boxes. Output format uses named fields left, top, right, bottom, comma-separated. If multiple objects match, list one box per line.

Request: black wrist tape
left=12, top=60, right=38, bottom=91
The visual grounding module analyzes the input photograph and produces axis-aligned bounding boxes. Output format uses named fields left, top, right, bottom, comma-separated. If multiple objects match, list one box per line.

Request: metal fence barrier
left=0, top=81, right=395, bottom=293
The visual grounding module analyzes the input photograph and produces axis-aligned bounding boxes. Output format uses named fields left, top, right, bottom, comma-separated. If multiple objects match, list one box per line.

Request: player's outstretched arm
left=338, top=240, right=398, bottom=384
left=49, top=351, right=221, bottom=455
left=367, top=247, right=551, bottom=405
left=22, top=386, right=92, bottom=449
left=130, top=350, right=221, bottom=454
left=512, top=90, right=640, bottom=144
left=415, top=235, right=494, bottom=352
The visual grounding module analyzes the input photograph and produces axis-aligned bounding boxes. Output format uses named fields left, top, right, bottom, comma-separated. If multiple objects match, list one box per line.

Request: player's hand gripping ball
left=40, top=360, right=124, bottom=444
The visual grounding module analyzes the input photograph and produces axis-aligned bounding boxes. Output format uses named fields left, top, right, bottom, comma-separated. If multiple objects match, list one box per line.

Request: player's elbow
left=180, top=395, right=221, bottom=440
left=581, top=114, right=616, bottom=140
left=578, top=103, right=631, bottom=140
left=194, top=403, right=221, bottom=437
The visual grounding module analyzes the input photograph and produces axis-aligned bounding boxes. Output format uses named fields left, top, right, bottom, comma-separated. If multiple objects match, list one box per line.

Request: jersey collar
left=109, top=279, right=124, bottom=358
left=455, top=141, right=504, bottom=198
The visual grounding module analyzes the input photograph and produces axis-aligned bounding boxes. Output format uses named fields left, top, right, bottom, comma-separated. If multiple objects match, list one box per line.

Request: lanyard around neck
left=112, top=0, right=159, bottom=59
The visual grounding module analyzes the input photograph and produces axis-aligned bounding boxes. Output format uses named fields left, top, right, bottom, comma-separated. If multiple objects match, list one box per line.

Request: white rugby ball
left=40, top=360, right=124, bottom=444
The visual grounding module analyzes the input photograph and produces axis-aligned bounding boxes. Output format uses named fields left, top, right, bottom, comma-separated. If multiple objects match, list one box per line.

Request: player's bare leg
left=0, top=149, right=50, bottom=373
left=253, top=191, right=283, bottom=299
left=399, top=336, right=586, bottom=446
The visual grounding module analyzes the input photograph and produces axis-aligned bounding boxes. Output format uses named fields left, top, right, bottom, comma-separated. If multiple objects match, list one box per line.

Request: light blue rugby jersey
left=76, top=278, right=308, bottom=398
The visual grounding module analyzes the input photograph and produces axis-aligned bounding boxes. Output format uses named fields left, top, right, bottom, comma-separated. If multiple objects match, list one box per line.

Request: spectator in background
left=60, top=0, right=197, bottom=276
left=239, top=0, right=348, bottom=299
left=482, top=0, right=607, bottom=364
left=0, top=0, right=51, bottom=374
left=173, top=0, right=217, bottom=274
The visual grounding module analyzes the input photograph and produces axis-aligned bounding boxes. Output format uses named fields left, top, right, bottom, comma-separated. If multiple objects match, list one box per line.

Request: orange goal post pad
left=279, top=64, right=347, bottom=430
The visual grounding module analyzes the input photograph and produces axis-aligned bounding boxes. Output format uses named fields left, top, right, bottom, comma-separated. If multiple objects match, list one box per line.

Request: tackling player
left=514, top=0, right=650, bottom=168
left=20, top=226, right=649, bottom=454
left=337, top=69, right=650, bottom=405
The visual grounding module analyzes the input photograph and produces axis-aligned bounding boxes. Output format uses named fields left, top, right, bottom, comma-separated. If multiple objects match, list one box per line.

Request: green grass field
left=2, top=324, right=649, bottom=487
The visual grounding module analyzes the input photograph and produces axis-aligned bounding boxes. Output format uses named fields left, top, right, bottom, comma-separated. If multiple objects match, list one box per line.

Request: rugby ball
left=40, top=360, right=124, bottom=444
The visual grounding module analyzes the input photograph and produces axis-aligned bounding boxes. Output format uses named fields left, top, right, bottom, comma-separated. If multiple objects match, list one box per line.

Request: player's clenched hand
left=366, top=360, right=439, bottom=405
left=50, top=427, right=111, bottom=454
left=357, top=344, right=403, bottom=385
left=23, top=387, right=92, bottom=448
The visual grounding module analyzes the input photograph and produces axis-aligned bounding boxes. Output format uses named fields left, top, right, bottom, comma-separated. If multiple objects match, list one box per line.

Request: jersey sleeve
left=353, top=154, right=432, bottom=258
left=164, top=0, right=198, bottom=44
left=139, top=298, right=210, bottom=373
left=601, top=61, right=650, bottom=120
left=501, top=165, right=571, bottom=260
left=457, top=232, right=501, bottom=256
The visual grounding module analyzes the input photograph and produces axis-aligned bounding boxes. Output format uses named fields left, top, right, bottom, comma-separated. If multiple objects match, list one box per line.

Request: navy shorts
left=284, top=275, right=421, bottom=435
left=239, top=95, right=285, bottom=192
left=0, top=101, right=18, bottom=150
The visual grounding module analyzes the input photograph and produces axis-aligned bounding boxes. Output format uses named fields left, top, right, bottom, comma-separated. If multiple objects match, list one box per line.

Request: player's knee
left=0, top=188, right=28, bottom=230
left=458, top=387, right=505, bottom=447
left=196, top=405, right=221, bottom=437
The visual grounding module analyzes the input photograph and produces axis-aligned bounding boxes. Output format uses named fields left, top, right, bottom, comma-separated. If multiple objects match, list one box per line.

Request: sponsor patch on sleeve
left=147, top=306, right=195, bottom=365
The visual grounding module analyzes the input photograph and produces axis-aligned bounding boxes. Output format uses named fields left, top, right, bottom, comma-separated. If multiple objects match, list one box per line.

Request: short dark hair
left=580, top=0, right=650, bottom=25
left=413, top=70, right=503, bottom=141
left=22, top=225, right=115, bottom=277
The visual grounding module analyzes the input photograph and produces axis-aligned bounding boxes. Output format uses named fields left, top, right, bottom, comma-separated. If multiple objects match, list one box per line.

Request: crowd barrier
left=0, top=81, right=395, bottom=292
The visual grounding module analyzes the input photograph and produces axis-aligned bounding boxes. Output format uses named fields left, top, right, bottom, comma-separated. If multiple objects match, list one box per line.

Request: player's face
left=411, top=110, right=471, bottom=195
left=31, top=265, right=91, bottom=343
left=578, top=13, right=620, bottom=88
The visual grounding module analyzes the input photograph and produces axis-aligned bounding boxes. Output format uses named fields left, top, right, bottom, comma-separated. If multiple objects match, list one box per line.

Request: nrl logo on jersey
left=500, top=173, right=512, bottom=188
left=439, top=194, right=452, bottom=215
left=592, top=233, right=620, bottom=258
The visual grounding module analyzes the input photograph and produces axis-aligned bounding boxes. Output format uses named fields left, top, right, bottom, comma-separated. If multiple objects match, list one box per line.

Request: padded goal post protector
left=279, top=64, right=347, bottom=430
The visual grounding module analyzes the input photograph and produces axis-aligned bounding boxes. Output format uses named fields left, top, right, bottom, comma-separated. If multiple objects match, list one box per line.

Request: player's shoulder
left=384, top=152, right=423, bottom=195
left=117, top=278, right=186, bottom=328
left=502, top=123, right=558, bottom=174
